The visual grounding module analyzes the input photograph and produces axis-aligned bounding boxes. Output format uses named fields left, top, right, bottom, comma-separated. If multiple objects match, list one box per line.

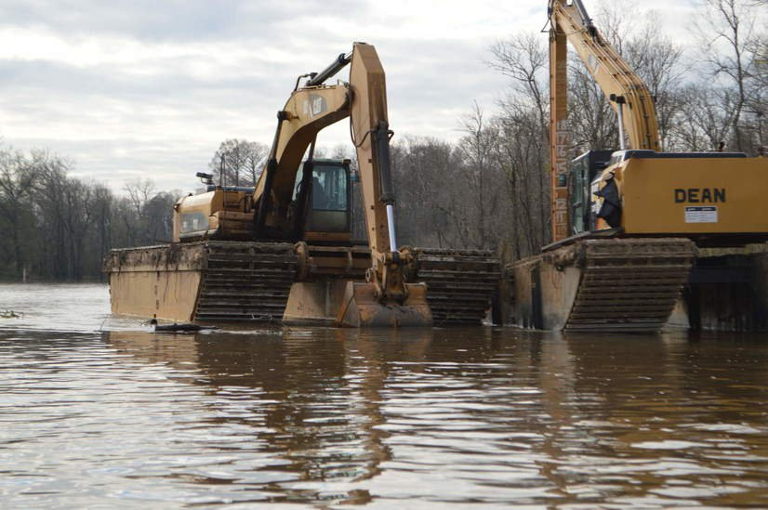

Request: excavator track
left=194, top=241, right=298, bottom=322
left=564, top=238, right=695, bottom=332
left=411, top=248, right=501, bottom=325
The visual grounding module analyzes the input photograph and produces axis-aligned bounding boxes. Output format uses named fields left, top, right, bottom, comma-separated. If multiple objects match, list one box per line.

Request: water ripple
left=1, top=285, right=768, bottom=507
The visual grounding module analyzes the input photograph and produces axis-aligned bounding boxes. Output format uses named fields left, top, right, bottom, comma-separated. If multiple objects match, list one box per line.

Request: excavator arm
left=548, top=0, right=661, bottom=241
left=252, top=72, right=350, bottom=237
left=253, top=42, right=419, bottom=315
left=549, top=0, right=660, bottom=150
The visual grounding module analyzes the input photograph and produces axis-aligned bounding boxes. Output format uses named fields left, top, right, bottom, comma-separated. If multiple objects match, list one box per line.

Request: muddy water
left=1, top=284, right=768, bottom=508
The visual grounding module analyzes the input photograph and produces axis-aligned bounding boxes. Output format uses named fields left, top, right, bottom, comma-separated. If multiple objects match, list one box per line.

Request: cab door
left=292, top=159, right=353, bottom=243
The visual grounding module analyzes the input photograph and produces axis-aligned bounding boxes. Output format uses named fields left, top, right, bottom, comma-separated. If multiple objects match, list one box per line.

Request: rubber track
left=194, top=241, right=297, bottom=322
left=565, top=239, right=695, bottom=332
left=412, top=248, right=501, bottom=325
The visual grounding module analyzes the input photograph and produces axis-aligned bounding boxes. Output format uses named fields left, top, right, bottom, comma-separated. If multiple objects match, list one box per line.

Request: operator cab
left=567, top=150, right=612, bottom=235
left=292, top=158, right=353, bottom=243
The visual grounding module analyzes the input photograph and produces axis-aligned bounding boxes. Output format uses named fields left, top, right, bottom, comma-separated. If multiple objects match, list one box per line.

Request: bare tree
left=124, top=179, right=156, bottom=216
left=625, top=17, right=686, bottom=149
left=673, top=84, right=737, bottom=151
left=34, top=153, right=76, bottom=279
left=0, top=148, right=38, bottom=279
left=696, top=0, right=765, bottom=151
left=210, top=139, right=269, bottom=187
left=391, top=136, right=467, bottom=248
left=488, top=33, right=551, bottom=256
left=568, top=61, right=619, bottom=151
left=489, top=33, right=549, bottom=130
left=458, top=103, right=500, bottom=249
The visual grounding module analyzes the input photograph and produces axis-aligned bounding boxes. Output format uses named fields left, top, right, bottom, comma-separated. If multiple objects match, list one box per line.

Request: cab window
left=311, top=164, right=348, bottom=211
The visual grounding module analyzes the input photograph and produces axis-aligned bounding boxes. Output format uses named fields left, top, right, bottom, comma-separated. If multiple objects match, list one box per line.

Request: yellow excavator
left=105, top=42, right=500, bottom=327
left=508, top=0, right=768, bottom=332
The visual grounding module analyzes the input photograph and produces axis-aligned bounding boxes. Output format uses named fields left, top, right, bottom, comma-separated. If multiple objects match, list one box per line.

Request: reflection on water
left=1, top=285, right=768, bottom=508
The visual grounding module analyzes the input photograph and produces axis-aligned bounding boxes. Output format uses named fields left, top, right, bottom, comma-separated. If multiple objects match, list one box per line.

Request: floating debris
left=149, top=319, right=218, bottom=333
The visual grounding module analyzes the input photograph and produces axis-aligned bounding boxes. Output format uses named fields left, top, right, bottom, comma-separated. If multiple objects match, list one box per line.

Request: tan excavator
left=105, top=42, right=500, bottom=327
left=508, top=0, right=768, bottom=332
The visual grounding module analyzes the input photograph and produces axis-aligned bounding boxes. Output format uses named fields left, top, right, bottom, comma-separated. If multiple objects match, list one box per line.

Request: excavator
left=105, top=42, right=500, bottom=327
left=508, top=0, right=768, bottom=331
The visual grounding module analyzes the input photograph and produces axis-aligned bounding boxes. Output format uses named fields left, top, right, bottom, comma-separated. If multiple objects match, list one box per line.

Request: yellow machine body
left=173, top=189, right=253, bottom=241
left=595, top=155, right=768, bottom=235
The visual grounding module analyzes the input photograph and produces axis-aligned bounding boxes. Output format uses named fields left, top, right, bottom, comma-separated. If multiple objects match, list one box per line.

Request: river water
left=1, top=283, right=768, bottom=509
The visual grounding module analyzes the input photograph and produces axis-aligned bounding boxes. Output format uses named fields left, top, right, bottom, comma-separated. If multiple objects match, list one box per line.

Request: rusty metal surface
left=105, top=243, right=207, bottom=322
left=106, top=241, right=297, bottom=323
left=194, top=241, right=298, bottom=322
left=106, top=241, right=503, bottom=327
left=336, top=281, right=432, bottom=327
left=687, top=248, right=768, bottom=332
left=283, top=281, right=351, bottom=326
left=565, top=238, right=695, bottom=332
left=411, top=248, right=501, bottom=325
left=103, top=243, right=206, bottom=273
left=297, top=243, right=371, bottom=280
left=293, top=244, right=501, bottom=326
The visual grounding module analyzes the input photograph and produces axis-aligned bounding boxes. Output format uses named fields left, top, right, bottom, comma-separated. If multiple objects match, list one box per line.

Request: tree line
left=0, top=148, right=178, bottom=281
left=1, top=0, right=764, bottom=282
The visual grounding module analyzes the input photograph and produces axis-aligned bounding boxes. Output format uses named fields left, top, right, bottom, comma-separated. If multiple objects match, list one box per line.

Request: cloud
left=0, top=0, right=699, bottom=193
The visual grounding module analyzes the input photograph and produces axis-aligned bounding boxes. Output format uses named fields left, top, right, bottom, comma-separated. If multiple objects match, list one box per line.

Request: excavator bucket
left=336, top=281, right=433, bottom=328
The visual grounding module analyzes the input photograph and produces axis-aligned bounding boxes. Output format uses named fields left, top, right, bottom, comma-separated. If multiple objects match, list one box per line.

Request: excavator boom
left=549, top=0, right=660, bottom=241
left=549, top=0, right=660, bottom=150
left=254, top=44, right=401, bottom=266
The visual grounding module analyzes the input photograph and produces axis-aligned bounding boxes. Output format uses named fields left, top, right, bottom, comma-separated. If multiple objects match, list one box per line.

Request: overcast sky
left=0, top=0, right=698, bottom=193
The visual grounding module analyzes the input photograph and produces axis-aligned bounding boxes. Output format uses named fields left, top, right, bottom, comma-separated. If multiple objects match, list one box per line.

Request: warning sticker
left=685, top=206, right=718, bottom=223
